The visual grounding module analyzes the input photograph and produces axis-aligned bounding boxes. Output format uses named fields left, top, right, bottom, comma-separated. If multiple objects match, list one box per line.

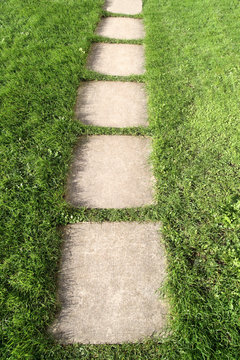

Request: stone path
left=97, top=18, right=145, bottom=40
left=66, top=136, right=154, bottom=208
left=75, top=81, right=148, bottom=127
left=104, top=0, right=142, bottom=15
left=87, top=43, right=145, bottom=76
left=52, top=0, right=168, bottom=344
left=51, top=223, right=168, bottom=344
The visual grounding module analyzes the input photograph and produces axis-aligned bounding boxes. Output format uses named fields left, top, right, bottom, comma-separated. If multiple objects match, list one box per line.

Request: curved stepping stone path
left=52, top=0, right=168, bottom=345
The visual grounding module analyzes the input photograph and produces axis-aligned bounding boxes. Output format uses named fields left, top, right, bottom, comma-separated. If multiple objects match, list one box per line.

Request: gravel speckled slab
left=66, top=136, right=154, bottom=208
left=97, top=18, right=145, bottom=40
left=104, top=0, right=142, bottom=15
left=75, top=81, right=148, bottom=127
left=87, top=43, right=145, bottom=76
left=51, top=222, right=168, bottom=344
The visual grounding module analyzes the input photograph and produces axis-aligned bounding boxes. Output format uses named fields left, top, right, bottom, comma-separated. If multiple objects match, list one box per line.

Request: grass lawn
left=1, top=0, right=240, bottom=358
left=145, top=0, right=240, bottom=358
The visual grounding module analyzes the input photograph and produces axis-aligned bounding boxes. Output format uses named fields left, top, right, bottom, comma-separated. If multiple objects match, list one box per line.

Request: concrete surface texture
left=51, top=0, right=169, bottom=346
left=65, top=136, right=155, bottom=208
left=97, top=17, right=145, bottom=40
left=51, top=222, right=168, bottom=344
left=75, top=81, right=148, bottom=127
left=104, top=0, right=142, bottom=15
left=87, top=43, right=145, bottom=76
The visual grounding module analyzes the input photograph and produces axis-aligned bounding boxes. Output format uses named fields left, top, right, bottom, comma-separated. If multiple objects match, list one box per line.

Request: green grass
left=145, top=0, right=240, bottom=358
left=1, top=0, right=240, bottom=358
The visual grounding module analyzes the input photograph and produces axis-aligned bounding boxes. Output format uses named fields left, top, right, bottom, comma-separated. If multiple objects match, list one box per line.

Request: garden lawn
left=1, top=0, right=240, bottom=358
left=145, top=0, right=240, bottom=358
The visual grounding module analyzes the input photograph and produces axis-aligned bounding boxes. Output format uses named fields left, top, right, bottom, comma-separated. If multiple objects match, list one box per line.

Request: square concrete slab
left=104, top=0, right=142, bottom=15
left=97, top=18, right=145, bottom=40
left=65, top=136, right=154, bottom=208
left=87, top=43, right=145, bottom=76
left=51, top=222, right=168, bottom=344
left=75, top=81, right=148, bottom=127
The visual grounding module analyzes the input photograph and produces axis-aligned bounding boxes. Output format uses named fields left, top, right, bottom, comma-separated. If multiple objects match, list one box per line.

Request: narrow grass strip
left=91, top=35, right=143, bottom=45
left=102, top=11, right=143, bottom=19
left=83, top=70, right=145, bottom=82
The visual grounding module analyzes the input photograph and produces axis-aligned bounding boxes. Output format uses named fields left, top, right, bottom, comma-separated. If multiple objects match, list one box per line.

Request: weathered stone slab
left=66, top=136, right=154, bottom=208
left=75, top=81, right=148, bottom=127
left=87, top=44, right=145, bottom=76
left=51, top=222, right=168, bottom=344
left=97, top=18, right=145, bottom=40
left=104, top=0, right=142, bottom=15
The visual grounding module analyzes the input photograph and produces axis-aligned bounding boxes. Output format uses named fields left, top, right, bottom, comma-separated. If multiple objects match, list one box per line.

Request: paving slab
left=87, top=43, right=145, bottom=76
left=75, top=81, right=148, bottom=127
left=104, top=0, right=142, bottom=15
left=97, top=17, right=145, bottom=40
left=65, top=136, right=154, bottom=208
left=51, top=222, right=168, bottom=344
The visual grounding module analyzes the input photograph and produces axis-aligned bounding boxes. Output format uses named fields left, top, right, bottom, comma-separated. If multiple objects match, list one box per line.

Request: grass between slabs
left=1, top=0, right=240, bottom=359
